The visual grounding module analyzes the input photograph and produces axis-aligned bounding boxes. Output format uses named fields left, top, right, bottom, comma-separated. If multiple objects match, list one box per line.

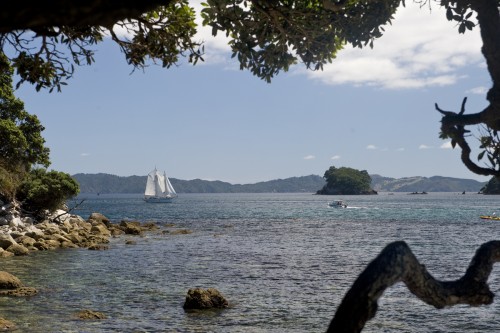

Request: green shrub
left=0, top=159, right=26, bottom=203
left=17, top=168, right=79, bottom=216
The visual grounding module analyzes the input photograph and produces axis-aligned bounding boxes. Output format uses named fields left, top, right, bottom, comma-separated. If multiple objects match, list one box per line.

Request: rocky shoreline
left=0, top=204, right=158, bottom=256
left=0, top=204, right=225, bottom=331
left=0, top=205, right=135, bottom=330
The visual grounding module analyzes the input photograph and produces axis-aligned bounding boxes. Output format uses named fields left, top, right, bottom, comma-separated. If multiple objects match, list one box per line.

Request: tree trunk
left=327, top=240, right=500, bottom=333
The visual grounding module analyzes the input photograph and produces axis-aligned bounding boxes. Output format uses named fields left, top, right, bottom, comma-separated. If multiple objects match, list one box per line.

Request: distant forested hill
left=72, top=173, right=326, bottom=194
left=72, top=173, right=487, bottom=194
left=370, top=175, right=486, bottom=193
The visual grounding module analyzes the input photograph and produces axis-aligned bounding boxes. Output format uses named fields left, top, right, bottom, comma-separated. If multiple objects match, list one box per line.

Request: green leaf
left=465, top=21, right=475, bottom=30
left=446, top=7, right=453, bottom=21
left=458, top=23, right=466, bottom=34
left=478, top=150, right=486, bottom=161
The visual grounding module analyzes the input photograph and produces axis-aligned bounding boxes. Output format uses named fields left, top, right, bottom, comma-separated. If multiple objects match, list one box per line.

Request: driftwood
left=49, top=199, right=86, bottom=223
left=327, top=240, right=500, bottom=333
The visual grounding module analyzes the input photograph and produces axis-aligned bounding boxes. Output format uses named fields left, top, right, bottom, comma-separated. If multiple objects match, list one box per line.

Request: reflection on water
left=0, top=192, right=499, bottom=332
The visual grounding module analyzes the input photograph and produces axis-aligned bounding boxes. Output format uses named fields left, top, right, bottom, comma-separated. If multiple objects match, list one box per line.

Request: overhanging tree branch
left=436, top=98, right=500, bottom=176
left=0, top=0, right=174, bottom=33
left=435, top=0, right=500, bottom=177
left=328, top=240, right=500, bottom=333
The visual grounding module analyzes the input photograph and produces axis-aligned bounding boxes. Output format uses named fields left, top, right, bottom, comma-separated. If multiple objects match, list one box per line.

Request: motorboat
left=329, top=200, right=347, bottom=208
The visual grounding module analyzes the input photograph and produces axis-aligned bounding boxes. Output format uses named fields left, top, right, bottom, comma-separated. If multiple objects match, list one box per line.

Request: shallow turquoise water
left=1, top=192, right=500, bottom=332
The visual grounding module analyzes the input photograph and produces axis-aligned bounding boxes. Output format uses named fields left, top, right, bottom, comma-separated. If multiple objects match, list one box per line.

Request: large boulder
left=24, top=225, right=45, bottom=240
left=15, top=236, right=36, bottom=248
left=183, top=288, right=229, bottom=310
left=0, top=234, right=17, bottom=250
left=0, top=271, right=37, bottom=297
left=88, top=213, right=110, bottom=226
left=6, top=244, right=29, bottom=256
left=0, top=271, right=22, bottom=289
left=90, top=224, right=111, bottom=237
left=119, top=221, right=142, bottom=235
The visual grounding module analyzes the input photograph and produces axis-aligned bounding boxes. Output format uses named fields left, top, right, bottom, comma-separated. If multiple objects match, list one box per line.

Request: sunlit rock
left=0, top=272, right=22, bottom=289
left=183, top=288, right=229, bottom=310
left=6, top=244, right=29, bottom=256
left=88, top=213, right=110, bottom=226
left=0, top=234, right=17, bottom=250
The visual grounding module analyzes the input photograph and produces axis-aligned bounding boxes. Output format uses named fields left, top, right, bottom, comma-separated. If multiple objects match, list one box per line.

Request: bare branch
left=50, top=199, right=86, bottom=223
left=327, top=240, right=500, bottom=333
left=436, top=97, right=500, bottom=176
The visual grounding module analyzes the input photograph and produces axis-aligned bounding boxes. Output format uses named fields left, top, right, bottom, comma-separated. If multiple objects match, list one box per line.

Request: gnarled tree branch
left=0, top=0, right=173, bottom=33
left=436, top=0, right=500, bottom=176
left=437, top=98, right=500, bottom=176
left=327, top=240, right=500, bottom=333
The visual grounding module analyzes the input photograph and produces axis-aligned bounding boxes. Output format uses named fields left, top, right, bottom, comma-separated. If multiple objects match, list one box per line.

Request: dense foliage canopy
left=0, top=53, right=49, bottom=169
left=317, top=165, right=375, bottom=195
left=0, top=52, right=50, bottom=202
left=0, top=54, right=78, bottom=213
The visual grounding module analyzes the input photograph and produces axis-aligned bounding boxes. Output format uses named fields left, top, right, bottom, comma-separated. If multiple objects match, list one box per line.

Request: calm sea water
left=1, top=192, right=500, bottom=333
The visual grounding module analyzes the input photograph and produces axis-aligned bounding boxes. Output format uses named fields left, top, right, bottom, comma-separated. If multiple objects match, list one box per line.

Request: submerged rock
left=183, top=288, right=229, bottom=310
left=0, top=317, right=16, bottom=331
left=76, top=309, right=107, bottom=320
left=163, top=229, right=193, bottom=235
left=0, top=287, right=38, bottom=297
left=88, top=244, right=109, bottom=251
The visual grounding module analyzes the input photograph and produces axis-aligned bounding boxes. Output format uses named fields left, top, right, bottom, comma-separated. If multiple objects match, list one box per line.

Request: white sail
left=144, top=167, right=176, bottom=202
left=155, top=173, right=165, bottom=196
left=144, top=169, right=159, bottom=197
left=163, top=171, right=177, bottom=197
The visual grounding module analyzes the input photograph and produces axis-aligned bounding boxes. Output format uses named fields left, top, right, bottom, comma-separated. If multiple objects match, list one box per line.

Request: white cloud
left=80, top=153, right=90, bottom=157
left=396, top=148, right=405, bottom=151
left=440, top=141, right=453, bottom=149
left=419, top=144, right=432, bottom=149
left=305, top=3, right=484, bottom=89
left=366, top=145, right=377, bottom=150
left=330, top=155, right=341, bottom=160
left=303, top=155, right=315, bottom=160
left=466, top=86, right=489, bottom=95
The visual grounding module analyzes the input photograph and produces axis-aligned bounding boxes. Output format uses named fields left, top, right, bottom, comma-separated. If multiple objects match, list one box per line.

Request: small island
left=316, top=166, right=377, bottom=195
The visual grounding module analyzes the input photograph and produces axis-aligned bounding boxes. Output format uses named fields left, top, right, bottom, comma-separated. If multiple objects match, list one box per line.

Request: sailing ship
left=144, top=168, right=177, bottom=203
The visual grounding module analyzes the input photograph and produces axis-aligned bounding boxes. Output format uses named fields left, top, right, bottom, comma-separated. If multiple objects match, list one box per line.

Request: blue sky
left=15, top=2, right=493, bottom=184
